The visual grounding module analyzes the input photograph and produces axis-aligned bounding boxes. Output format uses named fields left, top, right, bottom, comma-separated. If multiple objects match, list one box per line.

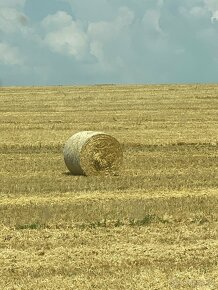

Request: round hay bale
left=63, top=131, right=123, bottom=176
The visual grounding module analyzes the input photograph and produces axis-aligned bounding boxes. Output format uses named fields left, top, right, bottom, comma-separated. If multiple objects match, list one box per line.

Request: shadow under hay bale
left=63, top=131, right=123, bottom=176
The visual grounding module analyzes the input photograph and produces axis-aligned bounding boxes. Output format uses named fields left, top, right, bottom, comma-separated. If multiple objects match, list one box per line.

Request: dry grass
left=0, top=84, right=217, bottom=289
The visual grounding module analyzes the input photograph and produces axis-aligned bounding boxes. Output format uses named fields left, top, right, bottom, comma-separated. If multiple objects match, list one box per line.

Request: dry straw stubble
left=63, top=131, right=123, bottom=176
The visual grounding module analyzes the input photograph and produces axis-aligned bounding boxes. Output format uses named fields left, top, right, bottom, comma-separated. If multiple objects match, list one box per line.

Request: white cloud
left=116, top=6, right=135, bottom=28
left=42, top=11, right=88, bottom=60
left=211, top=10, right=218, bottom=22
left=44, top=25, right=88, bottom=59
left=0, top=42, right=23, bottom=65
left=204, top=0, right=218, bottom=11
left=41, top=7, right=134, bottom=64
left=142, top=9, right=162, bottom=34
left=0, top=0, right=26, bottom=7
left=204, top=0, right=218, bottom=22
left=0, top=7, right=28, bottom=33
left=88, top=7, right=134, bottom=42
left=190, top=6, right=207, bottom=17
left=88, top=6, right=134, bottom=65
left=42, top=10, right=72, bottom=30
left=210, top=7, right=218, bottom=22
left=90, top=41, right=104, bottom=62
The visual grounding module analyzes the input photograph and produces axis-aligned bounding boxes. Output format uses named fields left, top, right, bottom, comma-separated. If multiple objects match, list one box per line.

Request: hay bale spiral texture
left=63, top=131, right=123, bottom=176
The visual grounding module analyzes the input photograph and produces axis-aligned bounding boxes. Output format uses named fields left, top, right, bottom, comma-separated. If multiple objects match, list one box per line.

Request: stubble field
left=0, top=84, right=217, bottom=289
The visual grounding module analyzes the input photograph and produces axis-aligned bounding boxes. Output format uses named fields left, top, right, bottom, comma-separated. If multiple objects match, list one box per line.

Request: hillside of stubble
left=0, top=84, right=217, bottom=289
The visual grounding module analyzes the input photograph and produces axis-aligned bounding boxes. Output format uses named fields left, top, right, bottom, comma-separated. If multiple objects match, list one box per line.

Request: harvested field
left=0, top=84, right=217, bottom=289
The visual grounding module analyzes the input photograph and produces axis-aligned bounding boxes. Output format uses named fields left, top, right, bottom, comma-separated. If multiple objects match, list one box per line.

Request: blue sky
left=0, top=0, right=218, bottom=86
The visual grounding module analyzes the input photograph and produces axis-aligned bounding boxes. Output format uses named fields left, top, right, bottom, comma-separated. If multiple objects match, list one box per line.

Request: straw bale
left=63, top=131, right=123, bottom=176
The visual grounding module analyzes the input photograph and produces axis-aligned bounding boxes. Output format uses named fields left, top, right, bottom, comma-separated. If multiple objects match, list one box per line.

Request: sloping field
left=0, top=84, right=217, bottom=289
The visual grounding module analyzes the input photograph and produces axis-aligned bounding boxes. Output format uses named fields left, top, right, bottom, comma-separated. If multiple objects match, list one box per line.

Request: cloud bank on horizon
left=0, top=0, right=218, bottom=86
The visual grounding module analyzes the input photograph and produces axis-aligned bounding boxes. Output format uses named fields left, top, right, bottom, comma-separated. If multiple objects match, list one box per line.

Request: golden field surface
left=0, top=84, right=218, bottom=289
